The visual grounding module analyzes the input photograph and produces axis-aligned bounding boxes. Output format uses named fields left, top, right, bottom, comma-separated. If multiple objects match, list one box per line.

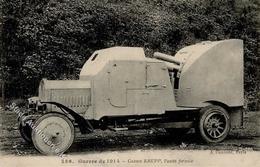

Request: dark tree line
left=0, top=0, right=259, bottom=110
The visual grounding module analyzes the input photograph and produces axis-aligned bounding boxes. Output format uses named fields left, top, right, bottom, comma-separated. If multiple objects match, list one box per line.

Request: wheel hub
left=204, top=113, right=226, bottom=139
left=43, top=123, right=65, bottom=146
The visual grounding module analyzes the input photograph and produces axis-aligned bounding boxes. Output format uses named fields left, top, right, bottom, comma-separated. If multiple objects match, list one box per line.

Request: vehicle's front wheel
left=198, top=105, right=230, bottom=143
left=31, top=113, right=75, bottom=155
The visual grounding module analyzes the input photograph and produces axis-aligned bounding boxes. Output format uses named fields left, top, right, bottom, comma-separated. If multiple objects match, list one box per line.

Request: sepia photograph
left=0, top=0, right=259, bottom=166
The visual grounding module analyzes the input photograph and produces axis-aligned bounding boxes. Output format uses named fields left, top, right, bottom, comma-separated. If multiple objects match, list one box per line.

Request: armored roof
left=80, top=47, right=146, bottom=77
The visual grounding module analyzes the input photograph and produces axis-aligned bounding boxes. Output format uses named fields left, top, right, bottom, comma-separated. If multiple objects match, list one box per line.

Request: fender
left=41, top=102, right=93, bottom=134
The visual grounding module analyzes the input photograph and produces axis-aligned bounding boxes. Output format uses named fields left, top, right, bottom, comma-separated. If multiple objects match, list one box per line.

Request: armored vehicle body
left=19, top=39, right=244, bottom=155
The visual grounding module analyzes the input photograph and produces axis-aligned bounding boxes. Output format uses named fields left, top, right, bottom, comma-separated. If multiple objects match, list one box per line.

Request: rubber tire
left=198, top=105, right=230, bottom=143
left=32, top=113, right=75, bottom=155
left=19, top=123, right=32, bottom=143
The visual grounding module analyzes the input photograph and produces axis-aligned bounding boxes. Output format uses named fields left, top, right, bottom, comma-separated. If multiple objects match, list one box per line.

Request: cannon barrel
left=153, top=52, right=182, bottom=65
left=163, top=61, right=181, bottom=71
left=153, top=52, right=182, bottom=71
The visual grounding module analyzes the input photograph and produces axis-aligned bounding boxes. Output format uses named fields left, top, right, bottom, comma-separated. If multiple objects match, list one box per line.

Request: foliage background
left=1, top=0, right=259, bottom=111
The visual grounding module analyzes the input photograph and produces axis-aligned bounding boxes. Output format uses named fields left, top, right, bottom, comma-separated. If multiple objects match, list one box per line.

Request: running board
left=107, top=127, right=129, bottom=131
left=107, top=121, right=193, bottom=131
left=155, top=121, right=194, bottom=128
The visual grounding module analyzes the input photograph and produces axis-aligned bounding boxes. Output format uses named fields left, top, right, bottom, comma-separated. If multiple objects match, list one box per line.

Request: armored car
left=19, top=39, right=244, bottom=155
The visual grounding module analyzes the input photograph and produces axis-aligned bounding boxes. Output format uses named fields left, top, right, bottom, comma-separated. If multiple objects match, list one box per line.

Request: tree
left=2, top=0, right=259, bottom=110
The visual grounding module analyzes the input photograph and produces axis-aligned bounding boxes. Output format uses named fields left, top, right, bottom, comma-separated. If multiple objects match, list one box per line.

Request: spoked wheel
left=32, top=113, right=75, bottom=155
left=19, top=123, right=32, bottom=143
left=198, top=105, right=230, bottom=143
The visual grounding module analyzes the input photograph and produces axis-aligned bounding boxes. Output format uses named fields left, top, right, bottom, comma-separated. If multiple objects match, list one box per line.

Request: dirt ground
left=0, top=107, right=259, bottom=156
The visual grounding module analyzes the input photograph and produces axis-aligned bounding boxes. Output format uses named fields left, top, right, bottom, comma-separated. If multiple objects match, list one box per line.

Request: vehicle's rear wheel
left=31, top=113, right=75, bottom=155
left=19, top=123, right=32, bottom=143
left=198, top=105, right=230, bottom=143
